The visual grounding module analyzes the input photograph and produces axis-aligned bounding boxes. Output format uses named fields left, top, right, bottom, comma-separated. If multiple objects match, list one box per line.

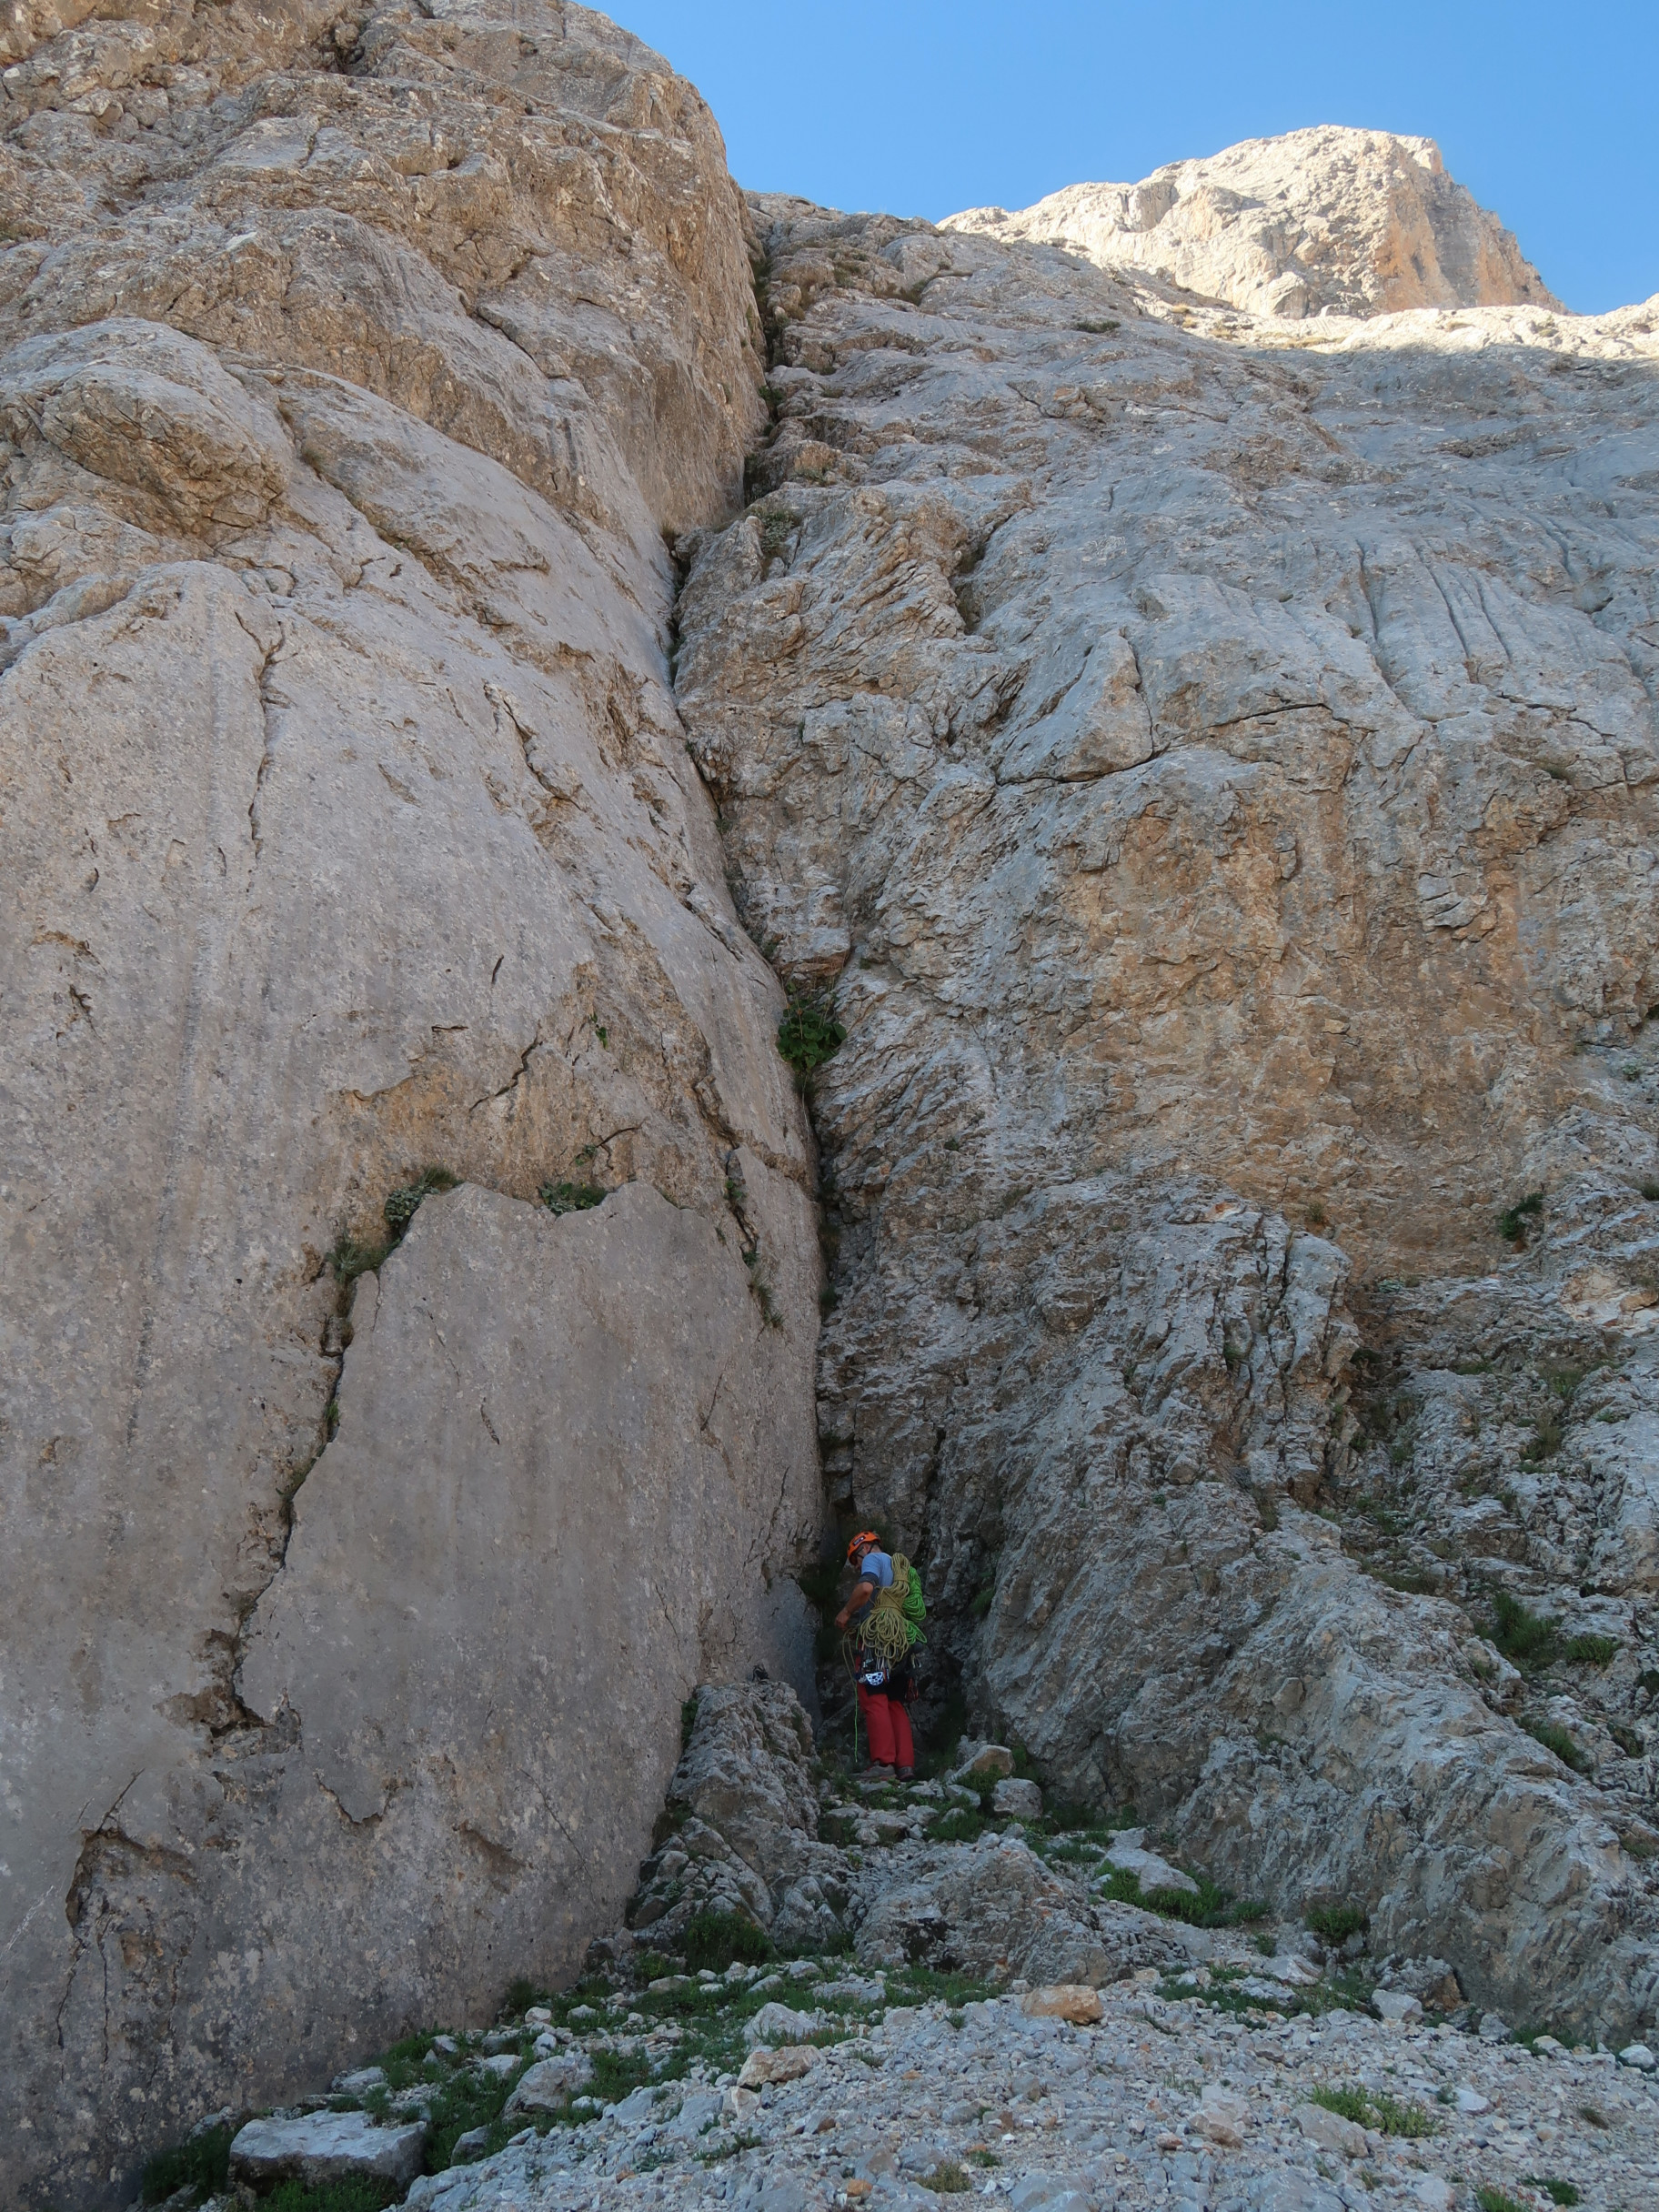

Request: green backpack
left=894, top=1553, right=927, bottom=1647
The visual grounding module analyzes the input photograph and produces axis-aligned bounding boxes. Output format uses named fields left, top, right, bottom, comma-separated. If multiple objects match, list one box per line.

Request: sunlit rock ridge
left=946, top=124, right=1562, bottom=321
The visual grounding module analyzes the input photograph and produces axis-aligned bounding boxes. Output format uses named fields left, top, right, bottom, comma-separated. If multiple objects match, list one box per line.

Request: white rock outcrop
left=946, top=126, right=1559, bottom=319
left=0, top=5, right=811, bottom=2205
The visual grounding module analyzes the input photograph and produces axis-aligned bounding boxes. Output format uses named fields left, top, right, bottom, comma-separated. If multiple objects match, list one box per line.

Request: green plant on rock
left=1475, top=2189, right=1530, bottom=2212
left=1563, top=1633, right=1618, bottom=1666
left=1497, top=1191, right=1544, bottom=1244
left=776, top=990, right=846, bottom=1086
left=684, top=1908, right=772, bottom=1974
left=1305, top=1901, right=1367, bottom=1945
left=1491, top=1590, right=1561, bottom=1674
left=327, top=1166, right=459, bottom=1292
left=327, top=1228, right=391, bottom=1290
left=1309, top=2084, right=1438, bottom=2137
left=1100, top=1865, right=1241, bottom=1927
left=1523, top=2180, right=1582, bottom=2207
left=383, top=1165, right=458, bottom=1233
left=140, top=2125, right=233, bottom=2206
left=502, top=1975, right=542, bottom=2017
left=1524, top=1717, right=1590, bottom=1773
left=268, top=2181, right=398, bottom=2212
left=540, top=1179, right=606, bottom=1215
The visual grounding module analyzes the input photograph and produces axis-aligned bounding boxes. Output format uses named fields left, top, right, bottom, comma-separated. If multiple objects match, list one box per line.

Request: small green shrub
left=1640, top=1178, right=1659, bottom=1202
left=1074, top=318, right=1120, bottom=334
left=1475, top=2189, right=1529, bottom=2212
left=969, top=1585, right=995, bottom=1619
left=684, top=1909, right=772, bottom=1974
left=1498, top=1191, right=1544, bottom=1244
left=1369, top=2091, right=1439, bottom=2138
left=384, top=1166, right=458, bottom=1233
left=540, top=1179, right=606, bottom=1215
left=1524, top=1717, right=1589, bottom=1772
left=1608, top=1721, right=1644, bottom=1758
left=1309, top=2085, right=1436, bottom=2137
left=267, top=2181, right=398, bottom=2212
left=681, top=1695, right=699, bottom=1751
left=1100, top=1865, right=1237, bottom=1926
left=1308, top=2085, right=1371, bottom=2124
left=777, top=992, right=846, bottom=1083
left=501, top=1974, right=540, bottom=2018
left=327, top=1167, right=459, bottom=1292
left=140, top=2125, right=233, bottom=2206
left=1522, top=2179, right=1582, bottom=2207
left=327, top=1228, right=391, bottom=1289
left=1563, top=1633, right=1618, bottom=1666
left=1492, top=1590, right=1561, bottom=1673
left=1305, top=1901, right=1367, bottom=1945
left=926, top=2161, right=972, bottom=2194
left=928, top=1807, right=986, bottom=1845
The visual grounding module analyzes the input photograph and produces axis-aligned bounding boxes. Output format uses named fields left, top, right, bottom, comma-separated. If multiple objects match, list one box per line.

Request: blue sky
left=620, top=3, right=1656, bottom=315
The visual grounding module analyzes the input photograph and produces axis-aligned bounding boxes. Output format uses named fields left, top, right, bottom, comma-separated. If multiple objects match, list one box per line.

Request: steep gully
left=666, top=194, right=1659, bottom=2046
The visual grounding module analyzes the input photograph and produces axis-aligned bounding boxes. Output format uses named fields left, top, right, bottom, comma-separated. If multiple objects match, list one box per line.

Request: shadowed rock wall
left=673, top=195, right=1659, bottom=2037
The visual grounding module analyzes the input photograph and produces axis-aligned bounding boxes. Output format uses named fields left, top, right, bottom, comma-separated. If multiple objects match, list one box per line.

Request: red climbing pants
left=858, top=1685, right=914, bottom=1769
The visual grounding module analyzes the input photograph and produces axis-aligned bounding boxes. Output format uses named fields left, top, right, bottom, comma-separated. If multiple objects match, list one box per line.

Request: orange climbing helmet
left=847, top=1531, right=880, bottom=1562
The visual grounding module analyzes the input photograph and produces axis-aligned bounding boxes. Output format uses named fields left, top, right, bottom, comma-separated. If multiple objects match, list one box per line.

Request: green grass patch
left=1305, top=1901, right=1367, bottom=1945
left=684, top=1909, right=773, bottom=1974
left=1524, top=1717, right=1590, bottom=1772
left=140, top=2126, right=233, bottom=2206
left=926, top=2161, right=973, bottom=2193
left=1474, top=2190, right=1529, bottom=2212
left=1563, top=1633, right=1618, bottom=1666
left=886, top=1964, right=1000, bottom=2009
left=1492, top=1590, right=1561, bottom=1674
left=1310, top=2084, right=1438, bottom=2137
left=422, top=2059, right=525, bottom=2171
left=927, top=1806, right=988, bottom=1845
left=1099, top=1865, right=1250, bottom=1927
left=1522, top=2180, right=1582, bottom=2207
left=267, top=2185, right=399, bottom=2212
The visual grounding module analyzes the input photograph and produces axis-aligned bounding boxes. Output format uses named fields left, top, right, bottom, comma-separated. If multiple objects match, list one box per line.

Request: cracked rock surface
left=0, top=5, right=815, bottom=2205
left=126, top=1677, right=1659, bottom=2212
left=671, top=196, right=1659, bottom=2041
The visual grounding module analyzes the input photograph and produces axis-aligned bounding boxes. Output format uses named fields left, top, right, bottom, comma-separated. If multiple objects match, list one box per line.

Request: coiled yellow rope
left=842, top=1553, right=919, bottom=1762
left=860, top=1567, right=915, bottom=1667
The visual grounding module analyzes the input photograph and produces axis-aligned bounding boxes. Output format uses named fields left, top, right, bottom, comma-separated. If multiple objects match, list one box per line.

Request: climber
left=835, top=1531, right=922, bottom=1781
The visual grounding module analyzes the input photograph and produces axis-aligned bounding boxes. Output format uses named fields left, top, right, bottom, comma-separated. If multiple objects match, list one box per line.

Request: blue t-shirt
left=850, top=1550, right=893, bottom=1622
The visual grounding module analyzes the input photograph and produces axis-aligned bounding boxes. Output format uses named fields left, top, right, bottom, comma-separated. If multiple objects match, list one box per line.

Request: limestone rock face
left=852, top=1834, right=1181, bottom=1986
left=0, top=6, right=804, bottom=2207
left=674, top=196, right=1659, bottom=2036
left=946, top=126, right=1559, bottom=319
